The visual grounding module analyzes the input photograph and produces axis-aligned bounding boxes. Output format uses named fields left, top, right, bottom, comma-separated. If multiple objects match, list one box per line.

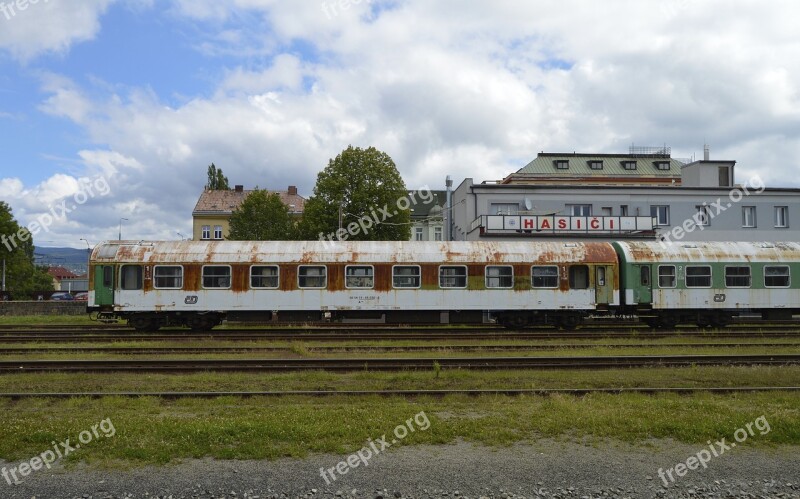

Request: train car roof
left=90, top=240, right=618, bottom=265
left=613, top=241, right=800, bottom=264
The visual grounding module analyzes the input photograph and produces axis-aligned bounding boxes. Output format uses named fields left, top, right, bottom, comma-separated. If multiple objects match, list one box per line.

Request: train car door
left=634, top=264, right=652, bottom=304
left=93, top=265, right=115, bottom=306
left=595, top=266, right=613, bottom=305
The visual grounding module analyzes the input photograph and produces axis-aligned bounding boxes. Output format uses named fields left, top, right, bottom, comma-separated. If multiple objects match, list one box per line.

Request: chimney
left=703, top=144, right=710, bottom=161
left=235, top=185, right=244, bottom=192
left=288, top=185, right=298, bottom=196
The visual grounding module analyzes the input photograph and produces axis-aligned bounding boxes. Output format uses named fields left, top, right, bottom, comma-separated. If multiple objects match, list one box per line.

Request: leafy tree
left=206, top=163, right=230, bottom=190
left=228, top=190, right=297, bottom=240
left=299, top=146, right=410, bottom=241
left=0, top=202, right=54, bottom=299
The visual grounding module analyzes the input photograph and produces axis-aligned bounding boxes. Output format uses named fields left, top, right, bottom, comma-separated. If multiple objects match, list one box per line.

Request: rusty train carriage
left=88, top=241, right=620, bottom=331
left=614, top=241, right=800, bottom=328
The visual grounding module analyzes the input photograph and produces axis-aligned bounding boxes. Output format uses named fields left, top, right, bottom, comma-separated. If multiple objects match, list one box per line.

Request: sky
left=1, top=0, right=799, bottom=248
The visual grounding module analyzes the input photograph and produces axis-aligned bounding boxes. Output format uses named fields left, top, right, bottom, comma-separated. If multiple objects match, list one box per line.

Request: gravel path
left=1, top=440, right=798, bottom=499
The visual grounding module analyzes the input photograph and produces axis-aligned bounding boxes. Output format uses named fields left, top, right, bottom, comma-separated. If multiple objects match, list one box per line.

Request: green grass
left=1, top=365, right=798, bottom=393
left=0, top=392, right=797, bottom=466
left=0, top=315, right=99, bottom=325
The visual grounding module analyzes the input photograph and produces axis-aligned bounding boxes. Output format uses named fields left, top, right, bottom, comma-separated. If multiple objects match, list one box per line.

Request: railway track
left=1, top=329, right=799, bottom=343
left=1, top=354, right=798, bottom=373
left=1, top=341, right=798, bottom=355
left=0, top=386, right=798, bottom=399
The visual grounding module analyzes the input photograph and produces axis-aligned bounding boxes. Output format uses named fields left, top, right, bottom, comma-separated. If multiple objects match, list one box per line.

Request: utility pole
left=1, top=258, right=5, bottom=294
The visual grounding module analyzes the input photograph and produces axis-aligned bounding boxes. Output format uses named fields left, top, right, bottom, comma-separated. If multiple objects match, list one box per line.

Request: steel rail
left=2, top=331, right=800, bottom=344
left=0, top=386, right=798, bottom=399
left=1, top=342, right=799, bottom=355
left=1, top=354, right=799, bottom=373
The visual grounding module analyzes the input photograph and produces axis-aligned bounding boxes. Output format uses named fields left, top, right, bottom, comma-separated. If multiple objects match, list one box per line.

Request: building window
left=589, top=160, right=603, bottom=170
left=764, top=265, right=790, bottom=288
left=686, top=266, right=712, bottom=288
left=345, top=265, right=374, bottom=289
left=742, top=206, right=756, bottom=228
left=658, top=265, right=676, bottom=288
left=250, top=266, right=279, bottom=289
left=393, top=265, right=421, bottom=288
left=775, top=206, right=789, bottom=228
left=620, top=205, right=629, bottom=216
left=554, top=160, right=569, bottom=170
left=532, top=266, right=559, bottom=288
left=201, top=225, right=211, bottom=240
left=650, top=205, right=670, bottom=226
left=653, top=161, right=670, bottom=171
left=601, top=207, right=613, bottom=216
left=622, top=161, right=637, bottom=170
left=568, top=204, right=592, bottom=216
left=214, top=225, right=223, bottom=239
left=719, top=166, right=730, bottom=187
left=202, top=265, right=231, bottom=289
left=486, top=266, right=513, bottom=289
left=298, top=266, right=327, bottom=289
left=695, top=205, right=711, bottom=226
left=491, top=203, right=519, bottom=215
left=414, top=227, right=424, bottom=241
left=434, top=227, right=443, bottom=241
left=725, top=266, right=751, bottom=288
left=154, top=266, right=183, bottom=289
left=120, top=265, right=143, bottom=290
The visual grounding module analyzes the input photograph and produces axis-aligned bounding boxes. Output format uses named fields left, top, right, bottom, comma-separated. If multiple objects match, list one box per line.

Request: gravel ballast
left=1, top=440, right=798, bottom=499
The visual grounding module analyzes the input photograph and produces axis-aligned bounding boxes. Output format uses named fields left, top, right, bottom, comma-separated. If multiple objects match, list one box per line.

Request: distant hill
left=34, top=246, right=91, bottom=275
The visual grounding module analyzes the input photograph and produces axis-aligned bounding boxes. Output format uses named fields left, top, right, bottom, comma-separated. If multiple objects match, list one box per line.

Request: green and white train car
left=613, top=241, right=800, bottom=328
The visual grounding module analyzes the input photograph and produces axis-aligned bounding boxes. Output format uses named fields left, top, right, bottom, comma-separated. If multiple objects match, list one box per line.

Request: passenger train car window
left=764, top=265, right=790, bottom=288
left=250, top=266, right=279, bottom=289
left=569, top=265, right=589, bottom=289
left=658, top=265, right=676, bottom=288
left=120, top=265, right=143, bottom=290
left=299, top=266, right=327, bottom=289
left=203, top=266, right=232, bottom=289
left=725, top=266, right=751, bottom=288
left=486, top=266, right=513, bottom=289
left=393, top=266, right=421, bottom=288
left=686, top=266, right=712, bottom=288
left=103, top=267, right=113, bottom=288
left=154, top=266, right=183, bottom=289
left=640, top=266, right=651, bottom=287
left=346, top=266, right=374, bottom=289
left=532, top=266, right=559, bottom=288
left=439, top=266, right=468, bottom=289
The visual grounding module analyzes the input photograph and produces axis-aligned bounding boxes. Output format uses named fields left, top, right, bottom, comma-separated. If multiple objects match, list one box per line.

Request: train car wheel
left=658, top=315, right=679, bottom=328
left=559, top=315, right=582, bottom=330
left=130, top=316, right=159, bottom=332
left=710, top=313, right=732, bottom=328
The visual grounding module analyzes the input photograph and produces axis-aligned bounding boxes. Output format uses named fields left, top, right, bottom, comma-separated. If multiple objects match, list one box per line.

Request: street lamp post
left=118, top=218, right=128, bottom=241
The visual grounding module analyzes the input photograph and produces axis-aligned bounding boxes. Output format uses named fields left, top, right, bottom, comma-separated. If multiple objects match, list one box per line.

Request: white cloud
left=4, top=0, right=800, bottom=245
left=0, top=0, right=115, bottom=61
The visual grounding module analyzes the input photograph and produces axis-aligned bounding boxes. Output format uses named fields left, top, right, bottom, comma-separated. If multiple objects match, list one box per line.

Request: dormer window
left=589, top=160, right=603, bottom=170
left=622, top=161, right=637, bottom=170
left=654, top=161, right=670, bottom=171
left=554, top=160, right=569, bottom=170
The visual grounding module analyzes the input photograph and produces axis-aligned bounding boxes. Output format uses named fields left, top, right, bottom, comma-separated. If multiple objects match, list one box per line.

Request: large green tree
left=228, top=190, right=297, bottom=240
left=206, top=163, right=230, bottom=190
left=0, top=202, right=54, bottom=299
left=299, top=146, right=410, bottom=241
